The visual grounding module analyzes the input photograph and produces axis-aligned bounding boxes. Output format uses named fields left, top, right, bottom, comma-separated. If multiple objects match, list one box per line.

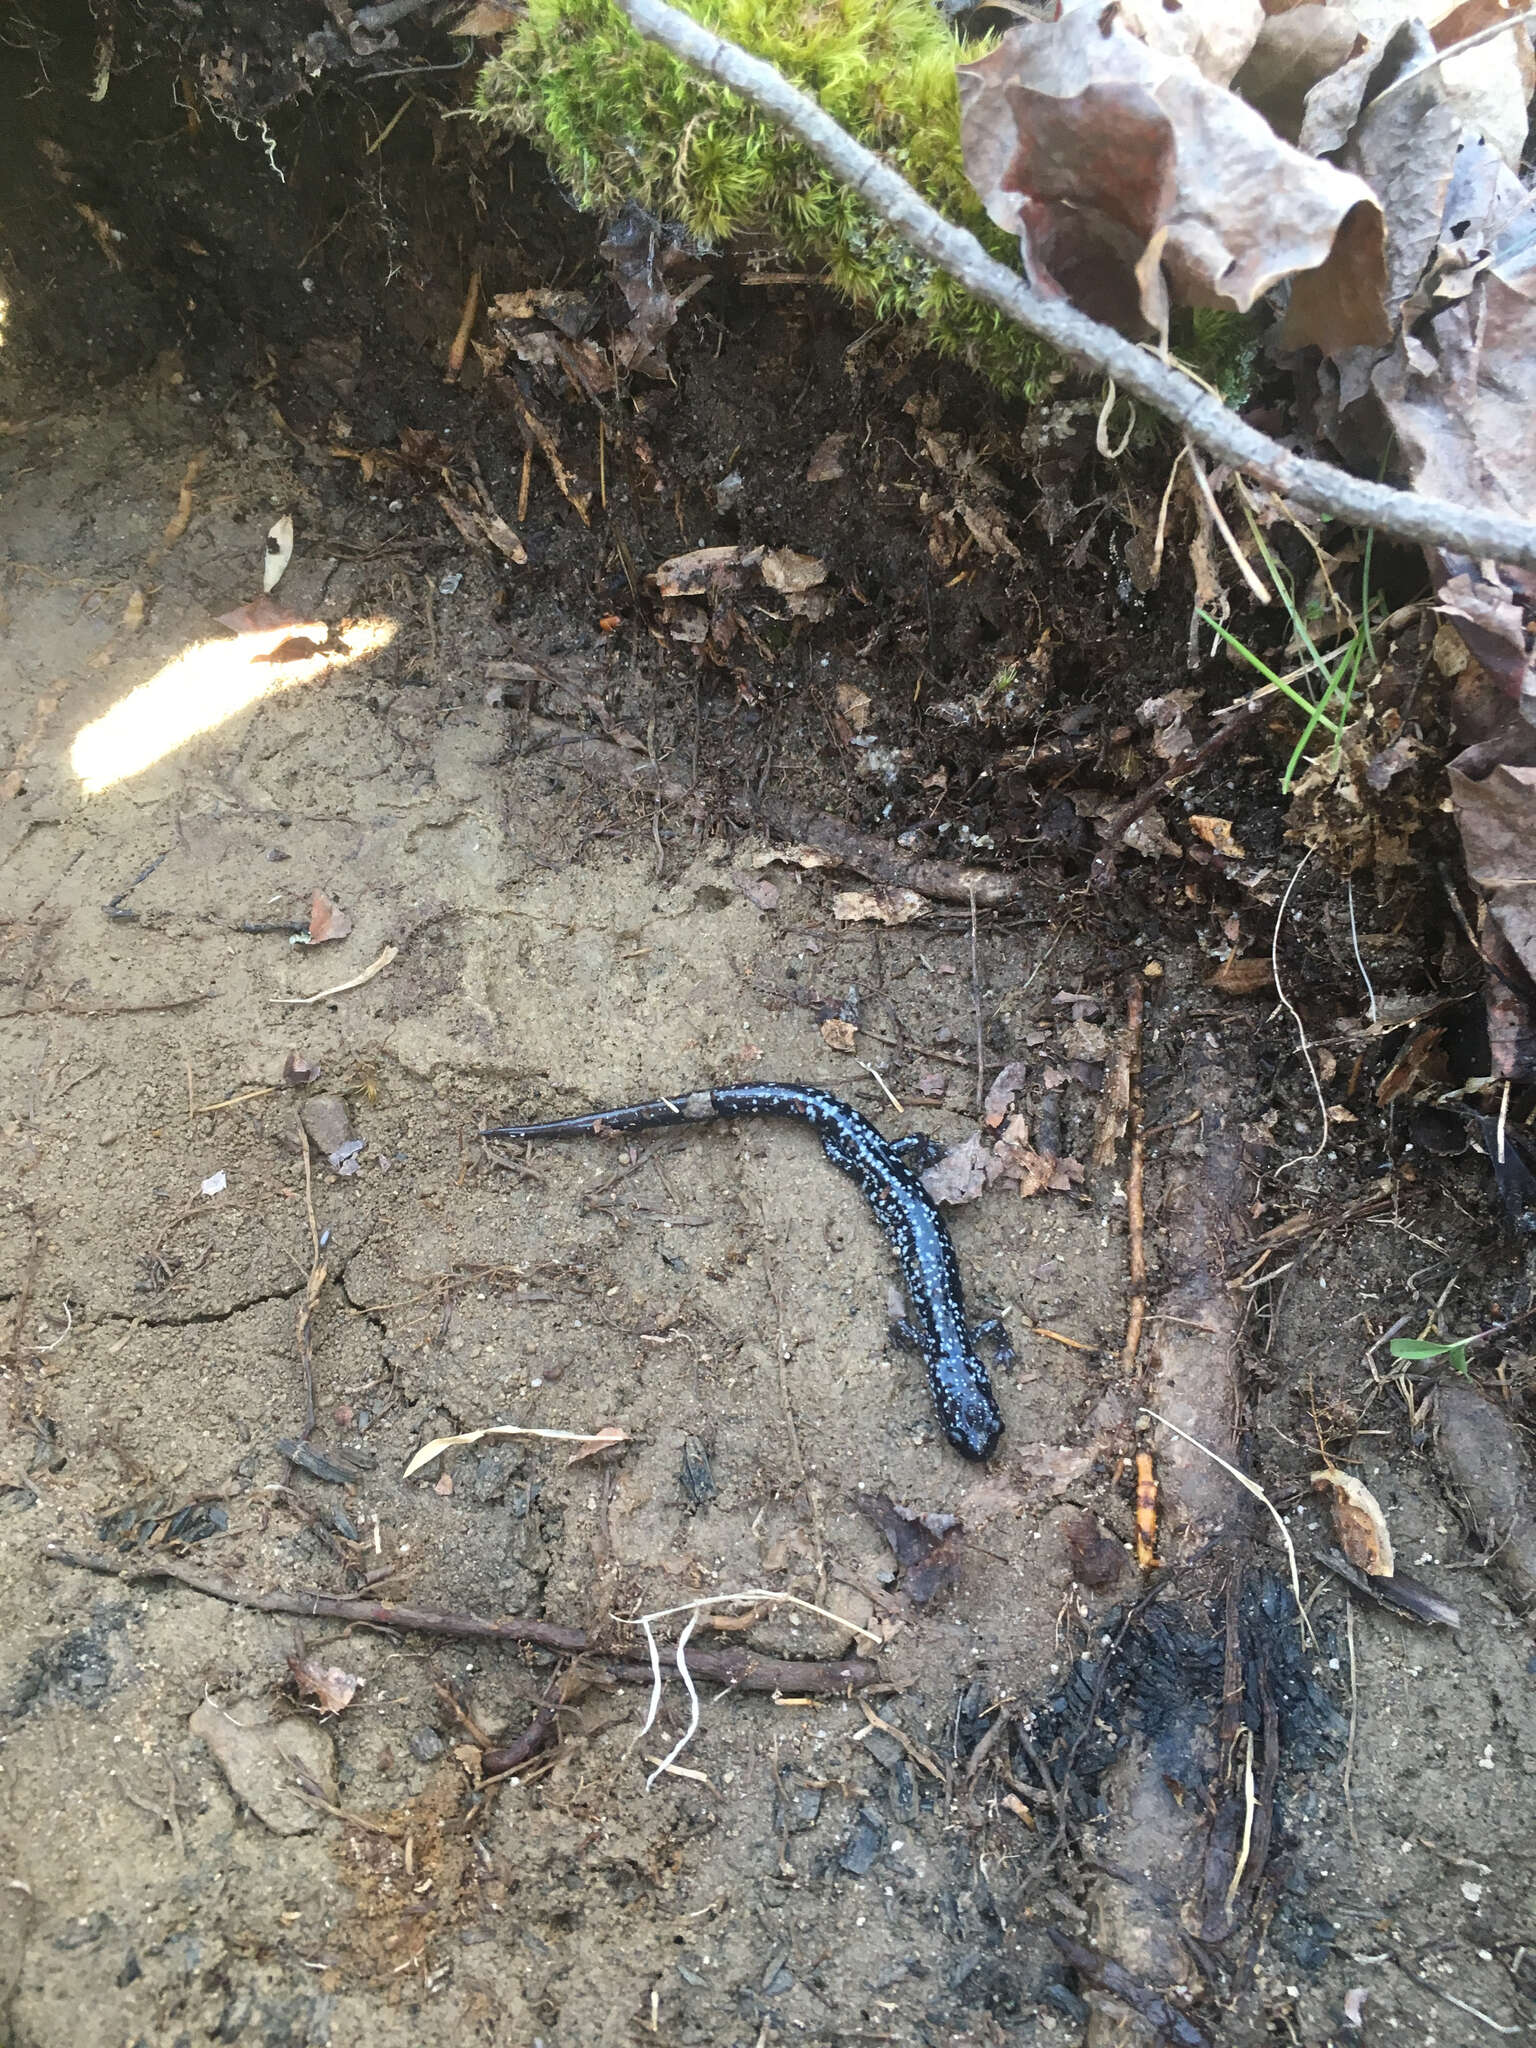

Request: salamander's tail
left=480, top=1090, right=717, bottom=1141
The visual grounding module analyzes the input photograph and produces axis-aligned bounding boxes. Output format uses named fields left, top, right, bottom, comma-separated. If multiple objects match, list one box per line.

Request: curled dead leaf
left=1312, top=1468, right=1395, bottom=1577
left=286, top=1654, right=362, bottom=1716
left=819, top=1017, right=859, bottom=1054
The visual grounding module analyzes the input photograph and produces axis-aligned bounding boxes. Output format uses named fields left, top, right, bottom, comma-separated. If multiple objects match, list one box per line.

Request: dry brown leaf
left=1212, top=954, right=1276, bottom=996
left=819, top=1017, right=858, bottom=1054
left=1312, top=1468, right=1395, bottom=1577
left=567, top=1423, right=630, bottom=1465
left=1236, top=6, right=1367, bottom=144
left=651, top=544, right=756, bottom=598
left=1449, top=763, right=1536, bottom=983
left=455, top=0, right=521, bottom=34
left=958, top=6, right=1387, bottom=343
left=286, top=1655, right=362, bottom=1715
left=760, top=546, right=827, bottom=596
left=921, top=1132, right=991, bottom=1206
left=308, top=891, right=353, bottom=946
left=832, top=887, right=927, bottom=926
left=835, top=683, right=872, bottom=731
left=1189, top=814, right=1246, bottom=857
left=1107, top=0, right=1265, bottom=84
left=983, top=1060, right=1030, bottom=1128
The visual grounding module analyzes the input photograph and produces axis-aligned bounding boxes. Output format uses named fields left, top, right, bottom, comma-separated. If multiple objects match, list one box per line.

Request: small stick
left=1120, top=975, right=1147, bottom=1375
left=447, top=266, right=482, bottom=382
left=272, top=944, right=398, bottom=1006
left=192, top=1087, right=280, bottom=1116
left=969, top=886, right=983, bottom=1115
left=41, top=1545, right=879, bottom=1691
left=295, top=1111, right=325, bottom=1441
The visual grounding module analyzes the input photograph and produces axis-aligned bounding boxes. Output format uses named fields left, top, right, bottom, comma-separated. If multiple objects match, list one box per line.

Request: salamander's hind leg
left=970, top=1316, right=1015, bottom=1371
left=889, top=1132, right=946, bottom=1174
left=888, top=1314, right=925, bottom=1354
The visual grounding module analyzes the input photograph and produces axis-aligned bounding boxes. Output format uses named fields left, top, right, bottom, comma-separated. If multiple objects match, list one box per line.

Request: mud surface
left=3, top=11, right=1535, bottom=2046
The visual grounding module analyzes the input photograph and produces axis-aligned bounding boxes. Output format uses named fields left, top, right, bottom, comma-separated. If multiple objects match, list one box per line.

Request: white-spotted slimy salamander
left=481, top=1083, right=1008, bottom=1461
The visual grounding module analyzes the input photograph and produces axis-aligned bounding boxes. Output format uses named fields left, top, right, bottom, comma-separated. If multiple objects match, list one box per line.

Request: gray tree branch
left=613, top=0, right=1536, bottom=573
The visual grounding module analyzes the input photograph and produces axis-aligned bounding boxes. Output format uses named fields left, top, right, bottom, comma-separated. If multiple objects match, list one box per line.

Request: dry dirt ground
left=3, top=18, right=1536, bottom=2048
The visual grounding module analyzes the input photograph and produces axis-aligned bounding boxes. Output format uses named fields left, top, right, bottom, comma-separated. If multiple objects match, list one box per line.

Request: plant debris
left=859, top=1493, right=965, bottom=1604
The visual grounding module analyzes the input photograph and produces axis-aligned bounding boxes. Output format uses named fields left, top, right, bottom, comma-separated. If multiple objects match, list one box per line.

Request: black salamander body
left=482, top=1083, right=1005, bottom=1460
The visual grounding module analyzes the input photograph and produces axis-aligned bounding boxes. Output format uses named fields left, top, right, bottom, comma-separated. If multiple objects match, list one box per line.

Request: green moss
left=474, top=0, right=1265, bottom=409
left=474, top=0, right=1056, bottom=396
left=1177, top=307, right=1261, bottom=410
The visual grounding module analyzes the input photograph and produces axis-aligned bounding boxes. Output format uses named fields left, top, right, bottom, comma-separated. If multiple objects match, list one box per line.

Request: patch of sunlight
left=70, top=617, right=397, bottom=795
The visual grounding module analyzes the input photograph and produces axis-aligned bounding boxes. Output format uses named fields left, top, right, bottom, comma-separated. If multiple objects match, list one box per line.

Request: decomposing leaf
left=1212, top=953, right=1275, bottom=996
left=983, top=1060, right=1030, bottom=1128
left=263, top=514, right=294, bottom=595
left=652, top=544, right=756, bottom=598
left=404, top=1423, right=631, bottom=1478
left=307, top=890, right=353, bottom=945
left=989, top=1112, right=1084, bottom=1197
left=1449, top=762, right=1536, bottom=988
left=859, top=1493, right=965, bottom=1605
left=1061, top=1508, right=1129, bottom=1590
left=455, top=0, right=521, bottom=35
left=921, top=1132, right=990, bottom=1206
left=286, top=1654, right=362, bottom=1716
left=835, top=683, right=872, bottom=731
left=958, top=6, right=1387, bottom=345
left=750, top=844, right=836, bottom=871
left=819, top=1017, right=859, bottom=1054
left=806, top=432, right=849, bottom=482
left=190, top=1697, right=336, bottom=1835
left=1139, top=689, right=1199, bottom=760
left=567, top=1423, right=630, bottom=1466
left=733, top=871, right=780, bottom=912
left=1375, top=1024, right=1449, bottom=1105
left=831, top=887, right=927, bottom=926
left=1312, top=1467, right=1395, bottom=1577
left=599, top=204, right=709, bottom=377
left=760, top=546, right=827, bottom=596
left=1189, top=815, right=1245, bottom=858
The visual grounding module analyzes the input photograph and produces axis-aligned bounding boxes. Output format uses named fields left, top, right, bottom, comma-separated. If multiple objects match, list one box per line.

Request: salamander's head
left=943, top=1374, right=1004, bottom=1462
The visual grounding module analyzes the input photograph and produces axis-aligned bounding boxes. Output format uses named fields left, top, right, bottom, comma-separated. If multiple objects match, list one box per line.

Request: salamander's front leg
left=888, top=1132, right=947, bottom=1174
left=970, top=1316, right=1015, bottom=1371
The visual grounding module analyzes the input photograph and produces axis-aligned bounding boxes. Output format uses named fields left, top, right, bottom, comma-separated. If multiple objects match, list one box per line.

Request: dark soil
left=2, top=7, right=1534, bottom=2046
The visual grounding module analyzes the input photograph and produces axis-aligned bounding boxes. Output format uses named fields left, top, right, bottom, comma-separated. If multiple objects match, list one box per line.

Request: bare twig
left=611, top=0, right=1536, bottom=570
left=968, top=887, right=984, bottom=1116
left=1141, top=1410, right=1314, bottom=1645
left=42, top=1545, right=879, bottom=1693
left=1120, top=976, right=1148, bottom=1375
